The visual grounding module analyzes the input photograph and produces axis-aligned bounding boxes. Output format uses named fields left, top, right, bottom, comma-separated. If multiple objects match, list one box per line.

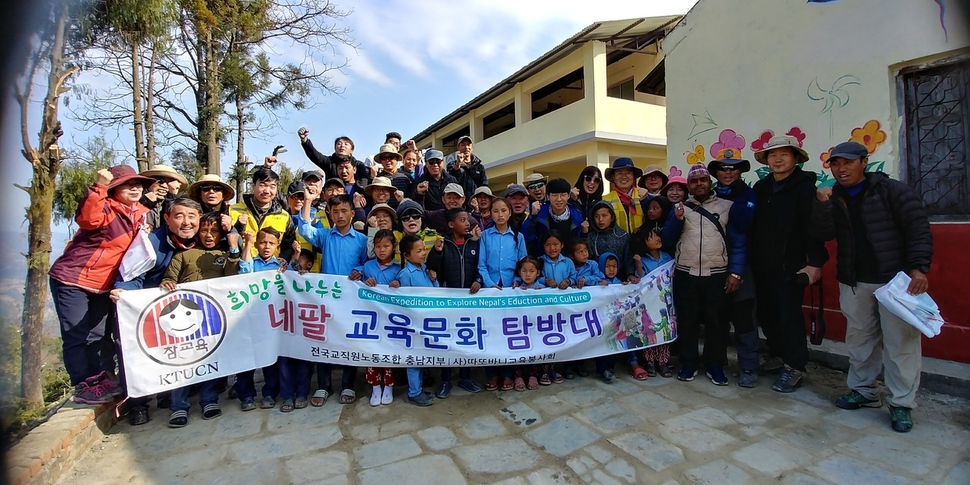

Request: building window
left=482, top=102, right=515, bottom=140
left=636, top=59, right=665, bottom=97
left=531, top=68, right=584, bottom=119
left=607, top=78, right=635, bottom=100
left=902, top=59, right=970, bottom=219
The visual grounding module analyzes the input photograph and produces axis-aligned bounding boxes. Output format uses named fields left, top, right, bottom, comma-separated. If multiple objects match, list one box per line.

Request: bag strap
left=683, top=200, right=727, bottom=240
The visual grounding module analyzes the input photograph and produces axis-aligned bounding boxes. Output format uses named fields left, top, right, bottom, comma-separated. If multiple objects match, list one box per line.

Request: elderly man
left=374, top=143, right=413, bottom=198
left=750, top=135, right=828, bottom=393
left=524, top=173, right=547, bottom=214
left=506, top=183, right=532, bottom=231
left=637, top=164, right=668, bottom=198
left=140, top=165, right=188, bottom=231
left=602, top=158, right=648, bottom=233
left=673, top=164, right=745, bottom=386
left=811, top=141, right=932, bottom=433
left=709, top=152, right=759, bottom=387
left=111, top=197, right=204, bottom=425
left=414, top=149, right=458, bottom=212
left=447, top=135, right=488, bottom=196
left=422, top=183, right=483, bottom=234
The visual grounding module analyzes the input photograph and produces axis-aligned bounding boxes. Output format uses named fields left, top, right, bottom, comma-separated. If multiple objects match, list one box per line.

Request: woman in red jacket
left=48, top=165, right=154, bottom=404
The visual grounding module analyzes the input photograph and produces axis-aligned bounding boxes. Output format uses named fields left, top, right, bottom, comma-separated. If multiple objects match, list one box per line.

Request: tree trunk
left=131, top=42, right=147, bottom=172
left=19, top=3, right=73, bottom=409
left=235, top=96, right=245, bottom=201
left=204, top=29, right=220, bottom=175
left=145, top=42, right=158, bottom=169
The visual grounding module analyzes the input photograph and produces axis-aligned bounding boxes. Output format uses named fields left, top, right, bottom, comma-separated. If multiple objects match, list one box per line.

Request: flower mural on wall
left=751, top=130, right=774, bottom=152
left=849, top=120, right=887, bottom=153
left=820, top=147, right=834, bottom=168
left=710, top=129, right=745, bottom=160
left=669, top=166, right=683, bottom=178
left=786, top=127, right=806, bottom=147
left=685, top=144, right=705, bottom=165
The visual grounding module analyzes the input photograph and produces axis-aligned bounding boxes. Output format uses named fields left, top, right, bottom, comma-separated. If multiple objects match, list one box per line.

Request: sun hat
left=637, top=164, right=669, bottom=189
left=524, top=173, right=547, bottom=186
left=189, top=174, right=236, bottom=200
left=369, top=203, right=397, bottom=221
left=140, top=164, right=188, bottom=187
left=829, top=141, right=869, bottom=161
left=707, top=149, right=751, bottom=174
left=605, top=157, right=643, bottom=182
left=364, top=177, right=395, bottom=196
left=472, top=186, right=494, bottom=199
left=107, top=165, right=156, bottom=191
left=753, top=135, right=809, bottom=165
left=686, top=163, right=711, bottom=181
left=660, top=175, right=688, bottom=195
left=373, top=143, right=403, bottom=162
left=444, top=183, right=465, bottom=198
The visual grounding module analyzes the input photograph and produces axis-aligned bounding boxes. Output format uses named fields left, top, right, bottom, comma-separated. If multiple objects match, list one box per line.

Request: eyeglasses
left=717, top=165, right=741, bottom=172
left=400, top=214, right=421, bottom=222
left=527, top=182, right=545, bottom=190
left=199, top=185, right=223, bottom=192
left=583, top=175, right=602, bottom=184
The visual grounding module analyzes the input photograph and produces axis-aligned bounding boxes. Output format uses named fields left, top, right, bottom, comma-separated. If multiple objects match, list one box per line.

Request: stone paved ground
left=59, top=363, right=970, bottom=485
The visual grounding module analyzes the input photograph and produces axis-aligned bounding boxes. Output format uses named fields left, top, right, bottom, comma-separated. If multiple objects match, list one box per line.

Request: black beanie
left=547, top=178, right=571, bottom=194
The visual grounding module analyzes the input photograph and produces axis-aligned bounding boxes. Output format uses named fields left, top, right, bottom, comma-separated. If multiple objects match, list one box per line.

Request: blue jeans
left=406, top=368, right=423, bottom=397
left=234, top=361, right=280, bottom=399
left=279, top=357, right=312, bottom=399
left=171, top=379, right=218, bottom=412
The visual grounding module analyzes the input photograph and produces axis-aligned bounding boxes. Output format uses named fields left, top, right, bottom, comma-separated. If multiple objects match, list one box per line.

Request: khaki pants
left=839, top=282, right=922, bottom=408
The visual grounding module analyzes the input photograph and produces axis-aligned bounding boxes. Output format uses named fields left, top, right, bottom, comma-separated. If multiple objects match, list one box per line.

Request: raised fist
left=96, top=169, right=113, bottom=187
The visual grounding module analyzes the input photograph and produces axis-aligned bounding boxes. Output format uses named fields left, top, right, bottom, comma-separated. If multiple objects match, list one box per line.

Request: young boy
left=349, top=229, right=401, bottom=406
left=235, top=227, right=290, bottom=412
left=427, top=209, right=483, bottom=397
left=392, top=234, right=439, bottom=407
left=299, top=191, right=369, bottom=406
left=571, top=239, right=606, bottom=289
left=160, top=212, right=240, bottom=427
left=598, top=252, right=625, bottom=285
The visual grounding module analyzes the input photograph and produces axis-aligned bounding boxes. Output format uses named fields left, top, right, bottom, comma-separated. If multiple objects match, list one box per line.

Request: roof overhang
left=410, top=15, right=682, bottom=143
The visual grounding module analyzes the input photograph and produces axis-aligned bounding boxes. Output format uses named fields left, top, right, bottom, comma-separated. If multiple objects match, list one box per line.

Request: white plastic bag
left=873, top=271, right=944, bottom=338
left=119, top=229, right=156, bottom=282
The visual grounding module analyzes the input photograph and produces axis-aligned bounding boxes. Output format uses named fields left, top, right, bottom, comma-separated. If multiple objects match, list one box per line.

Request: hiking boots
left=771, top=366, right=803, bottom=393
left=835, top=390, right=882, bottom=410
left=889, top=406, right=913, bottom=433
left=737, top=370, right=759, bottom=388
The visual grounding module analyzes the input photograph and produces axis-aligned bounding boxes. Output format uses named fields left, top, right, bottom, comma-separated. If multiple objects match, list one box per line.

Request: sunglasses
left=527, top=182, right=545, bottom=190
left=583, top=175, right=602, bottom=184
left=379, top=156, right=397, bottom=162
left=154, top=177, right=170, bottom=184
left=400, top=214, right=422, bottom=222
left=289, top=193, right=305, bottom=200
left=717, top=165, right=741, bottom=172
left=427, top=159, right=443, bottom=165
left=199, top=185, right=224, bottom=192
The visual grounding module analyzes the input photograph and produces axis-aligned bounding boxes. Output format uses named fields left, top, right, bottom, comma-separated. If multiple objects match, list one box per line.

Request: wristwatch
left=729, top=273, right=743, bottom=282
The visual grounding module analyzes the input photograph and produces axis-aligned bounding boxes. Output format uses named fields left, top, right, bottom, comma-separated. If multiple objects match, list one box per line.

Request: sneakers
left=457, top=378, right=482, bottom=394
left=771, top=366, right=803, bottom=393
left=737, top=370, right=759, bottom=388
left=239, top=396, right=257, bottom=412
left=435, top=381, right=452, bottom=399
left=761, top=356, right=784, bottom=375
left=85, top=371, right=124, bottom=397
left=600, top=369, right=616, bottom=383
left=889, top=405, right=913, bottom=433
left=168, top=410, right=188, bottom=428
left=73, top=382, right=113, bottom=405
left=835, top=390, right=882, bottom=410
left=706, top=365, right=728, bottom=386
left=677, top=365, right=698, bottom=382
left=128, top=405, right=150, bottom=426
left=381, top=386, right=393, bottom=405
left=202, top=403, right=222, bottom=420
left=408, top=391, right=434, bottom=407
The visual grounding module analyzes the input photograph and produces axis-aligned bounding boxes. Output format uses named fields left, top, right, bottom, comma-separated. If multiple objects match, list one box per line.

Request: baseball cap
left=444, top=183, right=465, bottom=197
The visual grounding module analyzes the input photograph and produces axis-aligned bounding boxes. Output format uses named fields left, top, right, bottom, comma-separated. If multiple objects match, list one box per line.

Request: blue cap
left=424, top=149, right=444, bottom=162
left=829, top=141, right=869, bottom=161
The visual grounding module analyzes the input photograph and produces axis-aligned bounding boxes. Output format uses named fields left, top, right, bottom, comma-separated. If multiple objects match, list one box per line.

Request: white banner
left=117, top=262, right=678, bottom=397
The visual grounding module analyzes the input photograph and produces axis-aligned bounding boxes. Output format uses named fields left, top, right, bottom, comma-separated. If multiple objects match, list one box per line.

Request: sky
left=0, top=0, right=699, bottom=258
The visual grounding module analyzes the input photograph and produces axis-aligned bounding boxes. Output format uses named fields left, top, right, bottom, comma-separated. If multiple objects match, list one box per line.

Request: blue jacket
left=634, top=251, right=674, bottom=277
left=357, top=259, right=401, bottom=285
left=539, top=254, right=577, bottom=286
left=477, top=225, right=527, bottom=288
left=297, top=217, right=368, bottom=275
left=574, top=259, right=605, bottom=285
left=523, top=202, right=585, bottom=256
left=715, top=179, right=755, bottom=272
left=239, top=255, right=291, bottom=274
left=396, top=261, right=438, bottom=288
left=114, top=226, right=179, bottom=291
left=597, top=252, right=624, bottom=284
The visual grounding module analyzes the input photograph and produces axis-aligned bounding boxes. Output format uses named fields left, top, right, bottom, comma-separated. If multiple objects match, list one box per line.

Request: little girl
left=392, top=234, right=438, bottom=407
left=350, top=229, right=401, bottom=406
left=631, top=228, right=675, bottom=378
left=571, top=239, right=605, bottom=288
left=537, top=231, right=576, bottom=385
left=514, top=256, right=545, bottom=290
left=477, top=198, right=528, bottom=392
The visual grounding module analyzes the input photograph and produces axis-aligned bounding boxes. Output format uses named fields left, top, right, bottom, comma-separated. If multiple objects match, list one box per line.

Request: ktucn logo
left=136, top=290, right=226, bottom=366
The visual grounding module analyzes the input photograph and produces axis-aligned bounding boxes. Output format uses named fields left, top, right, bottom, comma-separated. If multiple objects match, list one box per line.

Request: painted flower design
left=849, top=120, right=887, bottom=154
left=786, top=127, right=806, bottom=147
left=750, top=130, right=774, bottom=152
left=820, top=147, right=834, bottom=168
left=668, top=166, right=683, bottom=178
left=685, top=144, right=705, bottom=165
left=710, top=129, right=746, bottom=159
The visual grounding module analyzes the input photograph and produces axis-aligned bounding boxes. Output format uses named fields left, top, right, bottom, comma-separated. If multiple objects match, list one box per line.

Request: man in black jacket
left=414, top=149, right=457, bottom=212
left=750, top=135, right=828, bottom=394
left=446, top=135, right=488, bottom=197
left=811, top=141, right=932, bottom=433
left=298, top=128, right=372, bottom=180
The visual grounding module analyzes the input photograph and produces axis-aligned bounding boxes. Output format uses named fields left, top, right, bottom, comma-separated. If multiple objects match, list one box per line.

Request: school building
left=411, top=16, right=680, bottom=190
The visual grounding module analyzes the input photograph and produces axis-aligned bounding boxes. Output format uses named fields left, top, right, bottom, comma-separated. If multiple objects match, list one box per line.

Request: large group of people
left=48, top=129, right=933, bottom=433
